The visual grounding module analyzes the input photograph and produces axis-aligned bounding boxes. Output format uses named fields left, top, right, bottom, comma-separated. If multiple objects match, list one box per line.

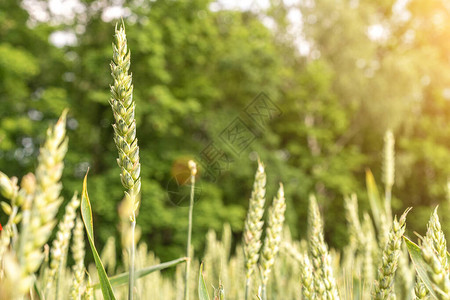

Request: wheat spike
left=110, top=23, right=141, bottom=219
left=308, top=195, right=340, bottom=300
left=71, top=216, right=85, bottom=300
left=260, top=183, right=286, bottom=298
left=243, top=160, right=266, bottom=299
left=414, top=276, right=429, bottom=300
left=425, top=207, right=448, bottom=271
left=373, top=208, right=411, bottom=300
left=19, top=110, right=68, bottom=293
left=46, top=192, right=80, bottom=298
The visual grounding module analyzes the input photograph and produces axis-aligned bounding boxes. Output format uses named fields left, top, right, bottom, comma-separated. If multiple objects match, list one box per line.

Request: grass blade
left=198, top=262, right=210, bottom=300
left=404, top=236, right=439, bottom=299
left=91, top=257, right=188, bottom=289
left=81, top=172, right=116, bottom=300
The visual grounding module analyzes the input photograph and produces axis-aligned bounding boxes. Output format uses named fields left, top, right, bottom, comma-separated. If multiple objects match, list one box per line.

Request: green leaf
left=81, top=172, right=117, bottom=300
left=404, top=236, right=439, bottom=299
left=92, top=257, right=188, bottom=289
left=198, top=262, right=210, bottom=300
left=365, top=169, right=382, bottom=231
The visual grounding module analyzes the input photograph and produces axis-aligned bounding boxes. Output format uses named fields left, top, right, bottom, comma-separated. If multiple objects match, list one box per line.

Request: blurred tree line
left=1, top=0, right=450, bottom=261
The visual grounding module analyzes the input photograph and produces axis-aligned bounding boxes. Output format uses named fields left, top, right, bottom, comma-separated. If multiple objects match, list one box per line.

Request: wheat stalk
left=110, top=23, right=141, bottom=216
left=425, top=207, right=448, bottom=271
left=308, top=195, right=340, bottom=300
left=110, top=22, right=141, bottom=300
left=46, top=192, right=80, bottom=299
left=362, top=213, right=376, bottom=291
left=382, top=130, right=394, bottom=221
left=84, top=272, right=94, bottom=300
left=300, top=252, right=315, bottom=300
left=71, top=216, right=85, bottom=300
left=243, top=160, right=266, bottom=300
left=373, top=208, right=411, bottom=300
left=260, top=183, right=286, bottom=299
left=421, top=237, right=450, bottom=298
left=18, top=110, right=68, bottom=294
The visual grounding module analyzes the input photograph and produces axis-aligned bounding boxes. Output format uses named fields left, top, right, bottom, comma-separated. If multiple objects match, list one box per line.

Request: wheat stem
left=383, top=130, right=395, bottom=222
left=110, top=22, right=141, bottom=300
left=184, top=160, right=197, bottom=300
left=129, top=217, right=136, bottom=300
left=18, top=110, right=68, bottom=295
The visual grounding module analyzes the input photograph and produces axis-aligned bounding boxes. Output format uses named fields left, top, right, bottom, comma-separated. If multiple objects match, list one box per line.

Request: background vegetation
left=1, top=0, right=450, bottom=263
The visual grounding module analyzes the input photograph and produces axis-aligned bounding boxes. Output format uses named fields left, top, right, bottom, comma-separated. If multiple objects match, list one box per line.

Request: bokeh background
left=1, top=0, right=450, bottom=263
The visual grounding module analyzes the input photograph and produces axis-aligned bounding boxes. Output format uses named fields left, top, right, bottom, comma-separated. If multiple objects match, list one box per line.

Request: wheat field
left=0, top=23, right=448, bottom=300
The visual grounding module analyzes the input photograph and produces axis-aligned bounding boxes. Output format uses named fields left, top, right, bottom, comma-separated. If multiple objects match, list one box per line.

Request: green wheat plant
left=243, top=160, right=267, bottom=300
left=2, top=21, right=450, bottom=300
left=260, top=183, right=286, bottom=300
left=109, top=22, right=141, bottom=300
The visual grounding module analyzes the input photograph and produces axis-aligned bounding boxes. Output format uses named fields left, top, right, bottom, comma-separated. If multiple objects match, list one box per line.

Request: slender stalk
left=382, top=130, right=394, bottom=222
left=245, top=277, right=251, bottom=300
left=109, top=23, right=141, bottom=300
left=129, top=215, right=136, bottom=300
left=184, top=161, right=197, bottom=300
left=385, top=187, right=392, bottom=222
left=261, top=286, right=267, bottom=300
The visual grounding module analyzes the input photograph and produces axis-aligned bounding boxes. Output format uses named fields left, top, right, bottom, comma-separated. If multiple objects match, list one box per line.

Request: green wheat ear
left=373, top=208, right=411, bottom=300
left=110, top=22, right=141, bottom=220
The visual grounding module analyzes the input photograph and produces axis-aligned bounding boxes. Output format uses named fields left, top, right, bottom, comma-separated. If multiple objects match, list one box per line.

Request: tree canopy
left=1, top=0, right=450, bottom=260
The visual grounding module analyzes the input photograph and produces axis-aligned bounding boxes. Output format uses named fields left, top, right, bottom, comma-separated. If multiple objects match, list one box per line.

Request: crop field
left=0, top=23, right=449, bottom=300
left=2, top=1, right=450, bottom=300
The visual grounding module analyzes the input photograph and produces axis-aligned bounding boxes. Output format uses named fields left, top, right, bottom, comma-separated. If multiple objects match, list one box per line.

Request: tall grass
left=0, top=21, right=449, bottom=300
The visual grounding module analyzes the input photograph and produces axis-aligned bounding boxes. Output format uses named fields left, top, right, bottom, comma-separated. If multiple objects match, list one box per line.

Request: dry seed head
left=260, top=183, right=286, bottom=285
left=373, top=208, right=411, bottom=300
left=188, top=160, right=197, bottom=176
left=243, top=160, right=266, bottom=279
left=110, top=23, right=141, bottom=219
left=382, top=130, right=395, bottom=189
left=20, top=109, right=68, bottom=291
